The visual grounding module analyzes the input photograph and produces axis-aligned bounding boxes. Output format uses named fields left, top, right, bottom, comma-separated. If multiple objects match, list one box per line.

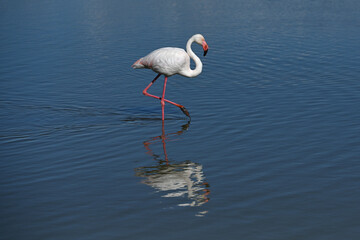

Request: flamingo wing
left=133, top=47, right=190, bottom=76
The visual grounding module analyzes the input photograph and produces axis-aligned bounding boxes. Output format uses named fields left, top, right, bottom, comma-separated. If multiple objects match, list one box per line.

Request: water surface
left=1, top=0, right=360, bottom=239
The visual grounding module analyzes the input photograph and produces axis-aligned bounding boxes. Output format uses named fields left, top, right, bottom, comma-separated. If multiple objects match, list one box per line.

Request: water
left=1, top=0, right=360, bottom=239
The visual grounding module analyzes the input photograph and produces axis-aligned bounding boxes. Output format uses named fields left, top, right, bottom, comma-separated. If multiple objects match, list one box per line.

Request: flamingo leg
left=142, top=74, right=191, bottom=119
left=161, top=76, right=168, bottom=120
left=142, top=73, right=162, bottom=99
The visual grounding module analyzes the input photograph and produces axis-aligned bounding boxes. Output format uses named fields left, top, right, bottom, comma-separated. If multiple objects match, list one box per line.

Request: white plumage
left=133, top=34, right=208, bottom=77
left=134, top=47, right=189, bottom=77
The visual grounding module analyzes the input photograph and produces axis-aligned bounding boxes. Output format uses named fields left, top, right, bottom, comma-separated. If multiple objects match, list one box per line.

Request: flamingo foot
left=180, top=106, right=191, bottom=119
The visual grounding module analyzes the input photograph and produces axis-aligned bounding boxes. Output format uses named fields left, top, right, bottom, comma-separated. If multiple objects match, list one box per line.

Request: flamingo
left=132, top=34, right=209, bottom=121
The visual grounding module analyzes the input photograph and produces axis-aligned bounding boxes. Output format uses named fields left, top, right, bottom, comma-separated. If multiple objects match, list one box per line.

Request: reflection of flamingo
left=132, top=34, right=209, bottom=120
left=136, top=122, right=210, bottom=209
left=136, top=161, right=210, bottom=208
left=143, top=121, right=190, bottom=163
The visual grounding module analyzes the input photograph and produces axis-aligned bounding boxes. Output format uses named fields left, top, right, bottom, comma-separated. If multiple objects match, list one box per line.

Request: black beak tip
left=204, top=50, right=208, bottom=57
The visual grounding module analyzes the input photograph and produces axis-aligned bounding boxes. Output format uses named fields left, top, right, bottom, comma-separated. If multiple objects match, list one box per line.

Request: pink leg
left=142, top=74, right=191, bottom=119
left=161, top=76, right=168, bottom=120
left=142, top=73, right=161, bottom=99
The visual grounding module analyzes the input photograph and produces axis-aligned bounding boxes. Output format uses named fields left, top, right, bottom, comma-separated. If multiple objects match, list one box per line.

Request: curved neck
left=183, top=37, right=203, bottom=78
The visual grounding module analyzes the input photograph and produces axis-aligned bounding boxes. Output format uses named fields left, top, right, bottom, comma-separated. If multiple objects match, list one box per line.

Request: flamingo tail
left=132, top=58, right=145, bottom=69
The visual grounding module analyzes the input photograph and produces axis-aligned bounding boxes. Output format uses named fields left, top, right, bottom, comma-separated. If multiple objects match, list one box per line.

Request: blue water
left=1, top=0, right=360, bottom=239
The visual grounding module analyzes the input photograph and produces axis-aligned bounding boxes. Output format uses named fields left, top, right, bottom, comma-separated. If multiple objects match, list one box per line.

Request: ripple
left=2, top=0, right=360, bottom=239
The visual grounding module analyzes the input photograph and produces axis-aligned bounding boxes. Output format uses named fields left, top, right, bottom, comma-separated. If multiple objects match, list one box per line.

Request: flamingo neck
left=183, top=36, right=203, bottom=78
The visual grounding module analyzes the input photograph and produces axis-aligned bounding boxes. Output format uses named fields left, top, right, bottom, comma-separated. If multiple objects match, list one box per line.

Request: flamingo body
left=133, top=47, right=189, bottom=77
left=132, top=34, right=209, bottom=120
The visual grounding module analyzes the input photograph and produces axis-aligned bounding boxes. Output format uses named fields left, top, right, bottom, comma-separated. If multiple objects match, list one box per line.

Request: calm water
left=1, top=0, right=360, bottom=239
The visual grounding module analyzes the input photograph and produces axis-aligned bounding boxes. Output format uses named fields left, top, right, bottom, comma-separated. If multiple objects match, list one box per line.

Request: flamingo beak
left=202, top=40, right=208, bottom=56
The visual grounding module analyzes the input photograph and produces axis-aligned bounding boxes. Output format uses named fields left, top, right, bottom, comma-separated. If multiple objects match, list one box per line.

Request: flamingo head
left=193, top=34, right=209, bottom=56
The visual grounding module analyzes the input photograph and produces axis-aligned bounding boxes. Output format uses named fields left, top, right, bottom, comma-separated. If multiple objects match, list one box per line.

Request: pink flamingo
left=132, top=34, right=209, bottom=121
